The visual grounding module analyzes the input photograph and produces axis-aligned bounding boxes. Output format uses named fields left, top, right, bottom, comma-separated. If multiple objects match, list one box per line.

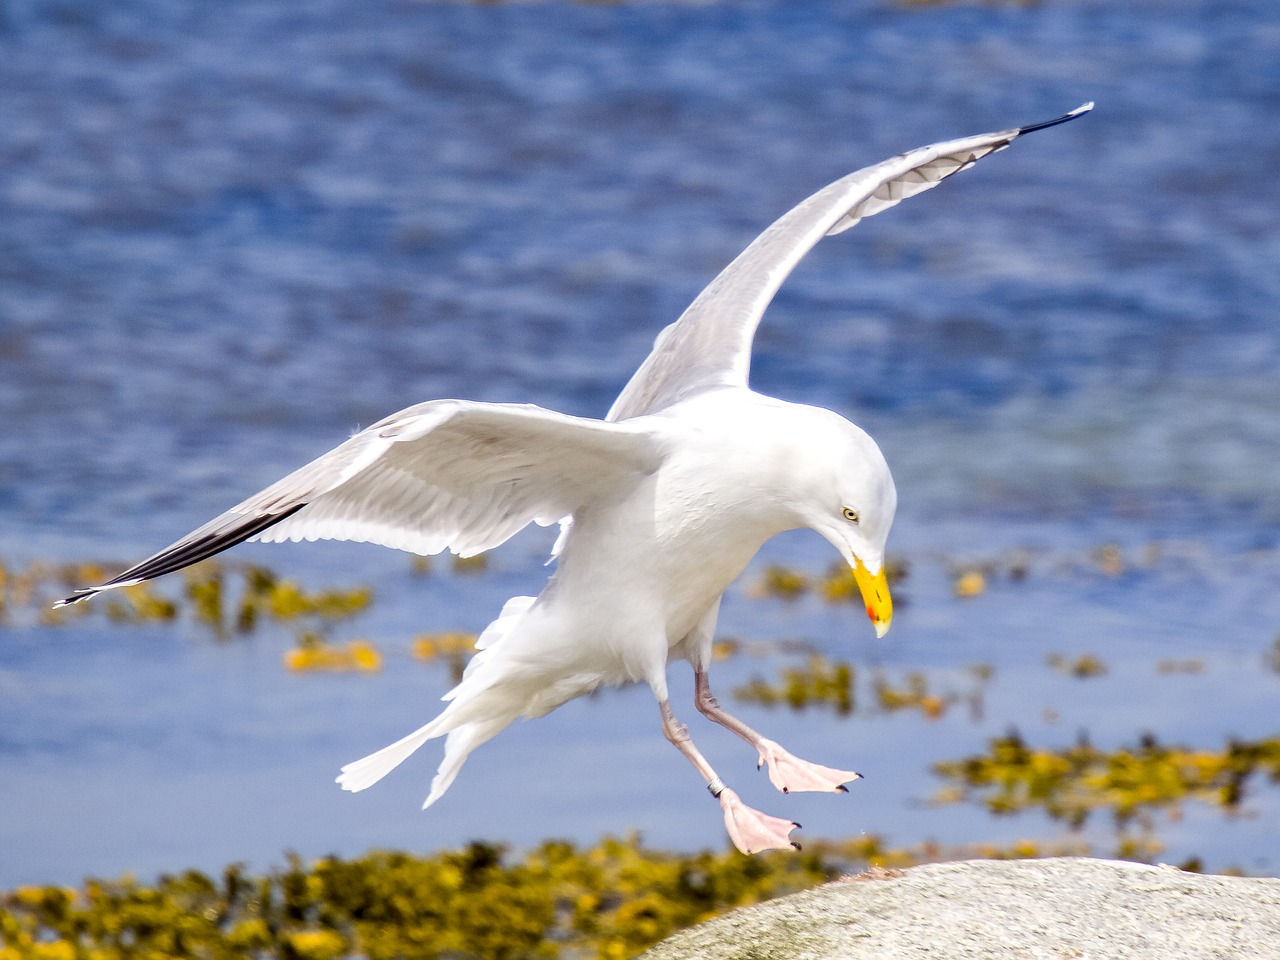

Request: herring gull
left=59, top=103, right=1092, bottom=853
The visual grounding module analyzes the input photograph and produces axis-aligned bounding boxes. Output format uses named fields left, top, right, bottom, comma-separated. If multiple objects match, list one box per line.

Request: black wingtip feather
left=55, top=503, right=307, bottom=607
left=53, top=588, right=100, bottom=608
left=1017, top=102, right=1094, bottom=137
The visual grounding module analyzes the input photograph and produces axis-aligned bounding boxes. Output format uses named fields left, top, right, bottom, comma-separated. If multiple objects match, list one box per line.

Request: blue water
left=2, top=0, right=1279, bottom=886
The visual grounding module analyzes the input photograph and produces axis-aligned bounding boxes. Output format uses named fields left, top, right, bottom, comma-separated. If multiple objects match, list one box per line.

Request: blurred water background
left=2, top=0, right=1279, bottom=887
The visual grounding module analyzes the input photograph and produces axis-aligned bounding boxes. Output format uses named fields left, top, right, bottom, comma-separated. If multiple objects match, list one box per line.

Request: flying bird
left=60, top=103, right=1092, bottom=854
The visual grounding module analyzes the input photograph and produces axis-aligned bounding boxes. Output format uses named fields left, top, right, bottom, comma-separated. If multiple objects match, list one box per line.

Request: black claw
left=836, top=784, right=849, bottom=793
left=790, top=842, right=802, bottom=851
left=792, top=821, right=802, bottom=830
left=782, top=786, right=789, bottom=794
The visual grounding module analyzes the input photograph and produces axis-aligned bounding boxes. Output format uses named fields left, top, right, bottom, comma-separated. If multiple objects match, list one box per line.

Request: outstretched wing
left=607, top=103, right=1094, bottom=422
left=58, top=401, right=663, bottom=606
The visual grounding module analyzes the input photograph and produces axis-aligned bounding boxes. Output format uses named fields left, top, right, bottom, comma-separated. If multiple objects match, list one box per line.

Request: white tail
left=422, top=718, right=508, bottom=809
left=336, top=710, right=516, bottom=806
left=336, top=718, right=443, bottom=793
left=336, top=592, right=537, bottom=801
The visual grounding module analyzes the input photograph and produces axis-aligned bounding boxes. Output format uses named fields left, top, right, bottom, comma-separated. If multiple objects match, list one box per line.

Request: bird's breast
left=557, top=466, right=784, bottom=640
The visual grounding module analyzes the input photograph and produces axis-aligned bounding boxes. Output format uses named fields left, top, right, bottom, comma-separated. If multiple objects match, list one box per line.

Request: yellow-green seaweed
left=0, top=834, right=1130, bottom=960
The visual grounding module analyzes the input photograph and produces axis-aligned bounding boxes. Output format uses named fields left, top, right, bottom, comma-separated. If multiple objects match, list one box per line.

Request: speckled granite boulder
left=638, top=858, right=1280, bottom=960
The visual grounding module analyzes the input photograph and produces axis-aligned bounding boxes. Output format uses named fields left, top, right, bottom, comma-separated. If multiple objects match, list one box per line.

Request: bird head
left=788, top=408, right=897, bottom=638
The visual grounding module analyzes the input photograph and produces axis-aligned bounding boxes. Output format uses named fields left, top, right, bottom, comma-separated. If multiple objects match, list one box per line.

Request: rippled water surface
left=2, top=0, right=1279, bottom=886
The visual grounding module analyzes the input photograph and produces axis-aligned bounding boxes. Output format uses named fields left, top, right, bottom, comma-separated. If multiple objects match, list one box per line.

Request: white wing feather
left=58, top=401, right=662, bottom=604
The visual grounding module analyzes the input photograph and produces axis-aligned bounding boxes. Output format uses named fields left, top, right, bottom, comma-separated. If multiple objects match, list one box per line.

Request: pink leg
left=694, top=669, right=861, bottom=794
left=659, top=700, right=799, bottom=855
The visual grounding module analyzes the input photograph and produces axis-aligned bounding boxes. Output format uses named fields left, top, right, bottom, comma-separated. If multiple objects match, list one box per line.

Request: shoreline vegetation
left=0, top=834, right=1198, bottom=960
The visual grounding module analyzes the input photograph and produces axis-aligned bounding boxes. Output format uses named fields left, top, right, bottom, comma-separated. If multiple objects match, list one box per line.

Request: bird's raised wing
left=607, top=103, right=1093, bottom=422
left=58, top=401, right=663, bottom=606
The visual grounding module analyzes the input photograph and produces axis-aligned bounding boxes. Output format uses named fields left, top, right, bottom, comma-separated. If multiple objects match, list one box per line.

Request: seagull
left=59, top=103, right=1092, bottom=854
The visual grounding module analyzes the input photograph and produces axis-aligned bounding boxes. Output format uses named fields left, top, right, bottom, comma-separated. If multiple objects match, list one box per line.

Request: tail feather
left=337, top=592, right=535, bottom=803
left=336, top=718, right=443, bottom=793
left=423, top=718, right=509, bottom=809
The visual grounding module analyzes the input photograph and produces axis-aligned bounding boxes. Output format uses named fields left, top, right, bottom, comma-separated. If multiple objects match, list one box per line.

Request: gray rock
left=638, top=858, right=1280, bottom=960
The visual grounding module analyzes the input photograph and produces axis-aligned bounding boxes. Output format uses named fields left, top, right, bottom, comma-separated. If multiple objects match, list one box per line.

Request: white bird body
left=59, top=103, right=1091, bottom=853
left=336, top=388, right=896, bottom=810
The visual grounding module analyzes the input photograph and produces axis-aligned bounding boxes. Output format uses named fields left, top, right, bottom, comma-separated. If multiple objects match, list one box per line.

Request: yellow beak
left=853, top=557, right=893, bottom=638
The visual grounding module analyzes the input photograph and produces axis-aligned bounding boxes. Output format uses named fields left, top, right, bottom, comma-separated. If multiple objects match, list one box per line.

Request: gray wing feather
left=607, top=104, right=1093, bottom=422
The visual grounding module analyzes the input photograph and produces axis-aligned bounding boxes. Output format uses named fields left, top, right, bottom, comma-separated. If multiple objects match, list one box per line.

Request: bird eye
left=842, top=507, right=860, bottom=523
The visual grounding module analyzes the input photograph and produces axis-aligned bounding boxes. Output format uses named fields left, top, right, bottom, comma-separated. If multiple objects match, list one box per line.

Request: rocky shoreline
left=639, top=858, right=1280, bottom=960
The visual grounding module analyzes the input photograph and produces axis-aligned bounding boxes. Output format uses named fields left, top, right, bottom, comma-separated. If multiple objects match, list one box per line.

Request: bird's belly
left=551, top=529, right=756, bottom=670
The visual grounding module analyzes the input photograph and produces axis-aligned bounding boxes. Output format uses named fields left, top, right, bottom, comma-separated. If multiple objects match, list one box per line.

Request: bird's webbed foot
left=714, top=785, right=800, bottom=854
left=756, top=738, right=861, bottom=794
